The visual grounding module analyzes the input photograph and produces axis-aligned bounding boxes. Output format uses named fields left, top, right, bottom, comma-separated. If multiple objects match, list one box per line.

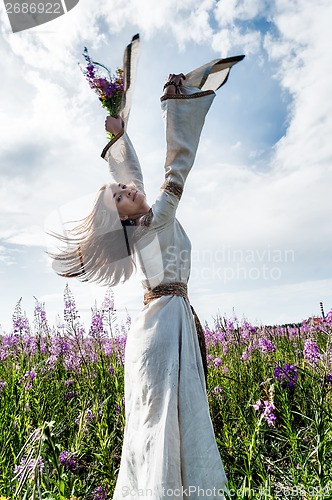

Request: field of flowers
left=0, top=284, right=331, bottom=499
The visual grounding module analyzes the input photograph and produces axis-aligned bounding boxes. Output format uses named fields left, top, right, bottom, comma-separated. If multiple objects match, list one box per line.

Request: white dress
left=103, top=54, right=244, bottom=500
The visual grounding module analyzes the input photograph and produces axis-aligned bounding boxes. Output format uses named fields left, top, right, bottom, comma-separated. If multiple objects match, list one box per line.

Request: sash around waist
left=143, top=282, right=188, bottom=306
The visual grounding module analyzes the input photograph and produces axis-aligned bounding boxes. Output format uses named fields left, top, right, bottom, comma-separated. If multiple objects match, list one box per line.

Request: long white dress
left=104, top=55, right=244, bottom=500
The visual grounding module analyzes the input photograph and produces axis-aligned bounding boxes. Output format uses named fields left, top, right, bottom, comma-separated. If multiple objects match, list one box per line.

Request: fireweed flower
left=75, top=408, right=95, bottom=428
left=101, top=287, right=114, bottom=312
left=303, top=339, right=320, bottom=366
left=59, top=451, right=78, bottom=471
left=274, top=363, right=298, bottom=390
left=65, top=391, right=76, bottom=401
left=253, top=399, right=262, bottom=411
left=45, top=354, right=58, bottom=371
left=13, top=316, right=30, bottom=334
left=213, top=386, right=223, bottom=396
left=241, top=350, right=249, bottom=361
left=92, top=485, right=108, bottom=500
left=33, top=300, right=49, bottom=335
left=14, top=456, right=44, bottom=480
left=89, top=310, right=105, bottom=338
left=203, top=325, right=213, bottom=347
left=213, top=357, right=222, bottom=367
left=18, top=370, right=36, bottom=390
left=0, top=380, right=6, bottom=392
left=64, top=285, right=79, bottom=323
left=258, top=338, right=277, bottom=354
left=103, top=340, right=114, bottom=357
left=253, top=400, right=277, bottom=427
left=63, top=353, right=82, bottom=373
left=34, top=302, right=47, bottom=322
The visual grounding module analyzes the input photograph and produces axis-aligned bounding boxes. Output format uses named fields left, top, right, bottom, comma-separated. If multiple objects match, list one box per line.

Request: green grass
left=0, top=285, right=331, bottom=499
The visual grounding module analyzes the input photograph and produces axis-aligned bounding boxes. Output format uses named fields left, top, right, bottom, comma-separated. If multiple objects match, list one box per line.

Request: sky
left=0, top=0, right=331, bottom=333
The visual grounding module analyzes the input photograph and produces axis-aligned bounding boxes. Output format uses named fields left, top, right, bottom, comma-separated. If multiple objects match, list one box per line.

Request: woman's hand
left=163, top=73, right=186, bottom=96
left=105, top=116, right=124, bottom=136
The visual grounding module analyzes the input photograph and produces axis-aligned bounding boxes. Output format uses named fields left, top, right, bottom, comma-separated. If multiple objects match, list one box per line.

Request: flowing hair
left=49, top=184, right=138, bottom=286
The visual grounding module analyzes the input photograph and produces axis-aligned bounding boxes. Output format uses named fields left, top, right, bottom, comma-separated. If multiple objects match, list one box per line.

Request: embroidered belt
left=143, top=282, right=208, bottom=385
left=143, top=282, right=188, bottom=305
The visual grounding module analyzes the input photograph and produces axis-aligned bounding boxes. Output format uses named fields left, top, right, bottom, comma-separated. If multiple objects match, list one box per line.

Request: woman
left=53, top=45, right=244, bottom=499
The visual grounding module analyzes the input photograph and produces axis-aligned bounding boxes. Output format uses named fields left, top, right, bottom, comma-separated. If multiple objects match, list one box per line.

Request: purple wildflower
left=258, top=338, right=277, bottom=354
left=241, top=350, right=249, bottom=361
left=213, top=357, right=222, bottom=367
left=65, top=391, right=76, bottom=400
left=262, top=401, right=277, bottom=426
left=274, top=363, right=298, bottom=390
left=92, top=484, right=108, bottom=500
left=12, top=299, right=31, bottom=334
left=63, top=353, right=82, bottom=373
left=75, top=408, right=95, bottom=428
left=59, top=450, right=78, bottom=471
left=89, top=310, right=105, bottom=338
left=253, top=399, right=262, bottom=411
left=64, top=284, right=79, bottom=323
left=45, top=355, right=58, bottom=371
left=14, top=456, right=44, bottom=480
left=80, top=47, right=124, bottom=119
left=303, top=340, right=320, bottom=366
left=18, top=370, right=36, bottom=390
left=34, top=301, right=47, bottom=322
left=254, top=399, right=277, bottom=427
left=102, top=287, right=115, bottom=312
left=0, top=380, right=6, bottom=393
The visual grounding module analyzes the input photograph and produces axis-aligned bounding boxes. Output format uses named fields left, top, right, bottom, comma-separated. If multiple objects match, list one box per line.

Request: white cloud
left=0, top=0, right=331, bottom=329
left=214, top=0, right=270, bottom=26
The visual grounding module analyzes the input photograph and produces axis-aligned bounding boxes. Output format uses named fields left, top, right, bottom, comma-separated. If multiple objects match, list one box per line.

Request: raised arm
left=102, top=116, right=145, bottom=194
left=150, top=56, right=245, bottom=227
left=149, top=76, right=215, bottom=227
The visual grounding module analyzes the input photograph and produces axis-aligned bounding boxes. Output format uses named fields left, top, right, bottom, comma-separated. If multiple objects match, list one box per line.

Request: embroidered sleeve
left=160, top=89, right=214, bottom=102
left=160, top=180, right=183, bottom=200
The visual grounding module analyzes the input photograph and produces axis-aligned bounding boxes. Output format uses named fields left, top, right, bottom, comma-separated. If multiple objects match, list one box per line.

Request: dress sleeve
left=146, top=54, right=245, bottom=228
left=148, top=90, right=215, bottom=226
left=101, top=130, right=145, bottom=194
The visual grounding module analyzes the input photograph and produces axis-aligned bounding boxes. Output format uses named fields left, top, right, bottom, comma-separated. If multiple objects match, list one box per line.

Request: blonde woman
left=53, top=42, right=244, bottom=499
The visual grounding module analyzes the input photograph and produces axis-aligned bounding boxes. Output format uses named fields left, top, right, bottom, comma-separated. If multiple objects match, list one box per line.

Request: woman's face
left=103, top=183, right=149, bottom=220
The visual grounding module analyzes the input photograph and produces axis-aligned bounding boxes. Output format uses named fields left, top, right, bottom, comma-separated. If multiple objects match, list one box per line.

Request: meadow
left=0, top=284, right=331, bottom=499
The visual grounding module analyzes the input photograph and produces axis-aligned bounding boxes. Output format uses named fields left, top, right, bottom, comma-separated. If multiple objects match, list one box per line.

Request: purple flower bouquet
left=80, top=47, right=125, bottom=140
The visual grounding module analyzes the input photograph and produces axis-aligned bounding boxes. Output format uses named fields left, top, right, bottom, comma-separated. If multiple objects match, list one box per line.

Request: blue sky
left=1, top=0, right=331, bottom=332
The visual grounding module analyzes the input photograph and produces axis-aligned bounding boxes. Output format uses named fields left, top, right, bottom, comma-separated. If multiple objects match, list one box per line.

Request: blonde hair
left=50, top=185, right=138, bottom=286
